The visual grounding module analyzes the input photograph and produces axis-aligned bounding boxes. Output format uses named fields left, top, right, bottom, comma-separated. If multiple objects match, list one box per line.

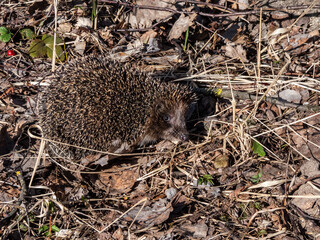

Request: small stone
left=278, top=89, right=301, bottom=104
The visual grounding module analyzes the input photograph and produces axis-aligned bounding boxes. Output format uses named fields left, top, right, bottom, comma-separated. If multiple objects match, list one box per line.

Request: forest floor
left=0, top=0, right=320, bottom=239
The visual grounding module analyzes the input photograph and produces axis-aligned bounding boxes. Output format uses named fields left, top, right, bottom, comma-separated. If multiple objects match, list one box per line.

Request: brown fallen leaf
left=180, top=221, right=208, bottom=238
left=128, top=0, right=176, bottom=28
left=225, top=44, right=248, bottom=63
left=140, top=30, right=158, bottom=44
left=98, top=166, right=138, bottom=193
left=124, top=198, right=173, bottom=227
left=58, top=22, right=72, bottom=34
left=111, top=227, right=124, bottom=240
left=292, top=184, right=320, bottom=216
left=168, top=13, right=197, bottom=40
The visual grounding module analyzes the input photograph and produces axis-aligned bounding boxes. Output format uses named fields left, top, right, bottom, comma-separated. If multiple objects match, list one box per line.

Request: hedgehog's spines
left=40, top=56, right=195, bottom=159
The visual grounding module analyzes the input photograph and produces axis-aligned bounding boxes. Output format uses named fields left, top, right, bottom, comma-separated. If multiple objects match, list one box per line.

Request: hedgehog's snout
left=169, top=131, right=188, bottom=144
left=162, top=120, right=189, bottom=144
left=180, top=133, right=188, bottom=142
left=160, top=103, right=191, bottom=145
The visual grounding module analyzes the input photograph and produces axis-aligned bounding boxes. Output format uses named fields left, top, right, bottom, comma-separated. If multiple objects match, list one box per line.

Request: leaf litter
left=0, top=0, right=320, bottom=239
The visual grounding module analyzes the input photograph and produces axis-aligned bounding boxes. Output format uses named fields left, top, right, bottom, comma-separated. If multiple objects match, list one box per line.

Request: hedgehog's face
left=158, top=103, right=189, bottom=144
left=142, top=100, right=191, bottom=145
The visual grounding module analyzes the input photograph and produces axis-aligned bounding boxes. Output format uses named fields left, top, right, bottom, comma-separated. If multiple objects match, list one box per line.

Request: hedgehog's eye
left=163, top=115, right=170, bottom=122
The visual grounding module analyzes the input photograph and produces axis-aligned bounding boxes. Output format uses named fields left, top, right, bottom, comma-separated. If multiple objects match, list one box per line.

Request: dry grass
left=0, top=0, right=320, bottom=239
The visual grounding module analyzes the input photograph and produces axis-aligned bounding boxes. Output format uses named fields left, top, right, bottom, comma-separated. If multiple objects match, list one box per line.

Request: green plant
left=239, top=203, right=248, bottom=219
left=184, top=26, right=189, bottom=51
left=0, top=27, right=13, bottom=43
left=48, top=201, right=55, bottom=213
left=19, top=223, right=28, bottom=232
left=198, top=174, right=214, bottom=186
left=253, top=201, right=262, bottom=210
left=51, top=225, right=60, bottom=234
left=92, top=0, right=97, bottom=21
left=251, top=169, right=262, bottom=183
left=257, top=229, right=267, bottom=237
left=39, top=224, right=60, bottom=237
left=81, top=195, right=87, bottom=201
left=20, top=28, right=36, bottom=40
left=28, top=213, right=35, bottom=222
left=29, top=34, right=65, bottom=61
left=92, top=0, right=97, bottom=29
left=252, top=140, right=266, bottom=157
left=39, top=225, right=49, bottom=234
left=219, top=215, right=228, bottom=222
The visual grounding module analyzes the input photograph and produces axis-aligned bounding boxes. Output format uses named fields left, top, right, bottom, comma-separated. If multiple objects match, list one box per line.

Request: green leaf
left=42, top=34, right=53, bottom=44
left=219, top=215, right=228, bottom=222
left=19, top=223, right=28, bottom=232
left=252, top=141, right=266, bottom=157
left=29, top=39, right=47, bottom=58
left=29, top=34, right=65, bottom=61
left=42, top=34, right=65, bottom=61
left=257, top=229, right=267, bottom=237
left=20, top=28, right=36, bottom=39
left=39, top=225, right=49, bottom=233
left=28, top=213, right=35, bottom=222
left=0, top=34, right=11, bottom=42
left=251, top=170, right=262, bottom=183
left=49, top=201, right=55, bottom=212
left=92, top=0, right=97, bottom=18
left=0, top=26, right=12, bottom=43
left=184, top=26, right=189, bottom=52
left=42, top=34, right=62, bottom=44
left=198, top=174, right=214, bottom=185
left=51, top=225, right=60, bottom=232
left=0, top=26, right=9, bottom=35
left=46, top=44, right=65, bottom=61
left=254, top=201, right=262, bottom=210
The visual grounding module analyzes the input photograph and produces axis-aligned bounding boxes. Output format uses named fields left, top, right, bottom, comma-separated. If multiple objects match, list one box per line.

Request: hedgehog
left=40, top=56, right=196, bottom=160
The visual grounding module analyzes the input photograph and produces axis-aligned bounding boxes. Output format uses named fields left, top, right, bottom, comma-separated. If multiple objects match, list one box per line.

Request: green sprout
left=0, top=26, right=13, bottom=43
left=198, top=174, right=214, bottom=186
left=252, top=140, right=266, bottom=157
left=251, top=169, right=262, bottom=183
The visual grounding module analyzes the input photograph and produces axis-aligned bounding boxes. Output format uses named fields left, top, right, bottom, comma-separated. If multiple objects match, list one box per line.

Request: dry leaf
left=124, top=198, right=173, bottom=227
left=58, top=22, right=72, bottom=33
left=74, top=37, right=86, bottom=55
left=128, top=0, right=175, bottom=28
left=180, top=222, right=208, bottom=238
left=168, top=13, right=197, bottom=40
left=238, top=0, right=249, bottom=10
left=225, top=44, right=248, bottom=62
left=292, top=184, right=320, bottom=216
left=76, top=17, right=91, bottom=28
left=99, top=167, right=138, bottom=193
left=140, top=30, right=158, bottom=44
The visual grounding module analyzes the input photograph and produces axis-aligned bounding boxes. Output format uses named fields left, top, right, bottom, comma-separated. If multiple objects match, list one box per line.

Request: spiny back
left=40, top=56, right=195, bottom=159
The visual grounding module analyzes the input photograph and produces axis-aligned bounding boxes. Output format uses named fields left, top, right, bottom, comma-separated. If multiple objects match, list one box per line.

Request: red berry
left=7, top=50, right=15, bottom=56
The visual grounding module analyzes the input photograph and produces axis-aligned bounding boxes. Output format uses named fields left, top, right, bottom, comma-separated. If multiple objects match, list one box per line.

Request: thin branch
left=196, top=87, right=320, bottom=112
